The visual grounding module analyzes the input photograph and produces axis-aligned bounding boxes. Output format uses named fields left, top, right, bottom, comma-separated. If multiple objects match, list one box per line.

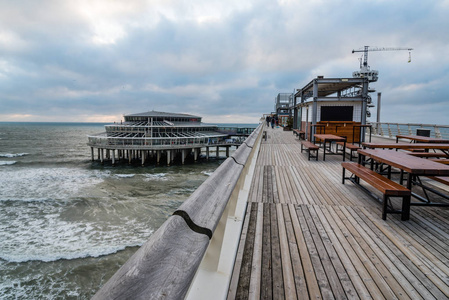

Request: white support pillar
left=182, top=149, right=186, bottom=164
left=167, top=150, right=171, bottom=165
left=206, top=147, right=210, bottom=160
left=141, top=152, right=145, bottom=166
left=100, top=149, right=104, bottom=164
left=157, top=150, right=161, bottom=164
left=112, top=150, right=115, bottom=166
left=91, top=147, right=94, bottom=161
left=128, top=150, right=132, bottom=164
left=194, top=148, right=198, bottom=161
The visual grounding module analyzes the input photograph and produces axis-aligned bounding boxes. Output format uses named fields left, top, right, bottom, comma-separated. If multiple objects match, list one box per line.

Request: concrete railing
left=93, top=124, right=263, bottom=300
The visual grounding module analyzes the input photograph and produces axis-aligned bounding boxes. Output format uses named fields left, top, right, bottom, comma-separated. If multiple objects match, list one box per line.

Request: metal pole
left=377, top=92, right=382, bottom=133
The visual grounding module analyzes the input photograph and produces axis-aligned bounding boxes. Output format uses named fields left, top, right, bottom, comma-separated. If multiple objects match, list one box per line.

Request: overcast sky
left=1, top=0, right=448, bottom=124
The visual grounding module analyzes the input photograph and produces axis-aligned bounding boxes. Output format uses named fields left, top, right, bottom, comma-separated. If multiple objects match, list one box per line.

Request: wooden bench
left=293, top=129, right=305, bottom=140
left=342, top=162, right=411, bottom=220
left=300, top=140, right=319, bottom=161
left=428, top=176, right=449, bottom=185
left=336, top=142, right=360, bottom=161
left=407, top=152, right=448, bottom=158
left=430, top=159, right=449, bottom=164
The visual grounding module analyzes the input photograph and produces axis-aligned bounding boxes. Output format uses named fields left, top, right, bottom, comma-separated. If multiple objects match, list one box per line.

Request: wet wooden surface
left=228, top=126, right=449, bottom=299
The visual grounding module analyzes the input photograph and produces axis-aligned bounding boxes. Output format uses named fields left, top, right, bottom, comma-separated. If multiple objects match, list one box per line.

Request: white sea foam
left=0, top=161, right=16, bottom=165
left=143, top=173, right=167, bottom=181
left=0, top=167, right=106, bottom=201
left=201, top=170, right=214, bottom=176
left=115, top=174, right=135, bottom=178
left=0, top=152, right=28, bottom=158
left=0, top=206, right=153, bottom=263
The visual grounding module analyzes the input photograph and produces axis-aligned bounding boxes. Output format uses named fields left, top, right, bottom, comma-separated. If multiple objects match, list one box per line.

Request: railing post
left=435, top=126, right=442, bottom=138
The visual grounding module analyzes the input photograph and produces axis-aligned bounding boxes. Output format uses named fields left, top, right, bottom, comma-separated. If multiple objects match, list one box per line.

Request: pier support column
left=106, top=149, right=110, bottom=160
left=206, top=147, right=209, bottom=160
left=194, top=148, right=198, bottom=161
left=157, top=150, right=161, bottom=164
left=100, top=149, right=104, bottom=164
left=167, top=150, right=171, bottom=166
left=181, top=149, right=186, bottom=164
left=97, top=148, right=100, bottom=160
left=216, top=146, right=219, bottom=158
left=141, top=152, right=145, bottom=166
left=226, top=146, right=229, bottom=157
left=91, top=147, right=94, bottom=161
left=128, top=150, right=132, bottom=164
left=111, top=150, right=115, bottom=166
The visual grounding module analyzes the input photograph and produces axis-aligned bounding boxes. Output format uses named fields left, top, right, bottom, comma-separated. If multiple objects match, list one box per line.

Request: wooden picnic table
left=396, top=134, right=449, bottom=143
left=358, top=148, right=449, bottom=220
left=314, top=134, right=346, bottom=161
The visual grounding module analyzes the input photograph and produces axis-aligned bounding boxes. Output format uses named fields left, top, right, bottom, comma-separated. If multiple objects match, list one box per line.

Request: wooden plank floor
left=228, top=126, right=449, bottom=300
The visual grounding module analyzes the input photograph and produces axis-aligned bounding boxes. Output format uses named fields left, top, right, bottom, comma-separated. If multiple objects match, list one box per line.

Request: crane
left=352, top=46, right=413, bottom=82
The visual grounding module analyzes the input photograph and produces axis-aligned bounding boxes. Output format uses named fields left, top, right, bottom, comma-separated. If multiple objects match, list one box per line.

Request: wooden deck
left=227, top=127, right=449, bottom=299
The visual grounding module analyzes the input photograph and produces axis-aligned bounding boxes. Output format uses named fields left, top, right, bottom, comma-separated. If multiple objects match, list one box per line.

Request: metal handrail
left=369, top=122, right=449, bottom=139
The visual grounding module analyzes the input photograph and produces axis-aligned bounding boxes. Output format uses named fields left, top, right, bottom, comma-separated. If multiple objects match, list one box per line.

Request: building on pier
left=87, top=111, right=231, bottom=165
left=293, top=76, right=370, bottom=143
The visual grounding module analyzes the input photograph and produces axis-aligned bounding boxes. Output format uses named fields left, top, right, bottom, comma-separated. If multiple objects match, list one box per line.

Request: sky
left=1, top=0, right=448, bottom=124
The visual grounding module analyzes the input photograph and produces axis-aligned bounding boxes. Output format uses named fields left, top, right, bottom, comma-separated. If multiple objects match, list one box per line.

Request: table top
left=314, top=134, right=346, bottom=142
left=396, top=135, right=449, bottom=143
left=358, top=149, right=449, bottom=175
left=362, top=142, right=449, bottom=150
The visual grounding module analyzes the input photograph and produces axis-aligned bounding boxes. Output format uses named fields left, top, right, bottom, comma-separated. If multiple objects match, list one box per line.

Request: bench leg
left=342, top=168, right=346, bottom=184
left=401, top=195, right=411, bottom=221
left=382, top=195, right=388, bottom=220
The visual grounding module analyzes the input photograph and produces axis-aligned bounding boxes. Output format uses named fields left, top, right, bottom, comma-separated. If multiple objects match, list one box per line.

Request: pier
left=93, top=125, right=449, bottom=299
left=87, top=111, right=255, bottom=166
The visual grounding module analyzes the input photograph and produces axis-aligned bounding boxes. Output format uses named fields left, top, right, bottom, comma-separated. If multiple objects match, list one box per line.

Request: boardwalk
left=228, top=126, right=449, bottom=299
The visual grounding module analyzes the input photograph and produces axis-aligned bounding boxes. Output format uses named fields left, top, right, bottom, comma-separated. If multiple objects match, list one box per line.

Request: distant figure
left=266, top=116, right=270, bottom=126
left=271, top=117, right=275, bottom=129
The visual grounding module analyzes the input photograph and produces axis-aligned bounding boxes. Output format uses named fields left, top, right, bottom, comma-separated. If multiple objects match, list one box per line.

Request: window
left=320, top=106, right=353, bottom=121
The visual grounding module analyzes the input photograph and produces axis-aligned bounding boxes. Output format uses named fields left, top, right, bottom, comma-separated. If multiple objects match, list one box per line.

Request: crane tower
left=352, top=46, right=413, bottom=82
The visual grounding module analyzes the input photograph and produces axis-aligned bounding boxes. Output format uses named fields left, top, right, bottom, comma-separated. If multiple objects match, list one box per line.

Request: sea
left=0, top=122, right=256, bottom=299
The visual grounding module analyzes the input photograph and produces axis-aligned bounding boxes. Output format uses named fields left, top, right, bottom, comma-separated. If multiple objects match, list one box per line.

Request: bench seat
left=336, top=142, right=360, bottom=161
left=293, top=129, right=305, bottom=140
left=342, top=162, right=411, bottom=220
left=301, top=141, right=319, bottom=161
left=428, top=176, right=449, bottom=185
left=407, top=152, right=448, bottom=158
left=429, top=159, right=449, bottom=164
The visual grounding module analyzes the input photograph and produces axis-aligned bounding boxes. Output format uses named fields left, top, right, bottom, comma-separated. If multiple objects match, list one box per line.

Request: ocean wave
left=0, top=168, right=106, bottom=201
left=115, top=174, right=135, bottom=178
left=0, top=153, right=28, bottom=158
left=0, top=243, right=143, bottom=263
left=143, top=173, right=167, bottom=180
left=0, top=161, right=16, bottom=165
left=0, top=207, right=154, bottom=263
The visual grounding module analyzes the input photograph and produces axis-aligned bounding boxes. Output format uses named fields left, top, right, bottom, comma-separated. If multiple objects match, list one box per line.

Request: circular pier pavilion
left=87, top=111, right=232, bottom=165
